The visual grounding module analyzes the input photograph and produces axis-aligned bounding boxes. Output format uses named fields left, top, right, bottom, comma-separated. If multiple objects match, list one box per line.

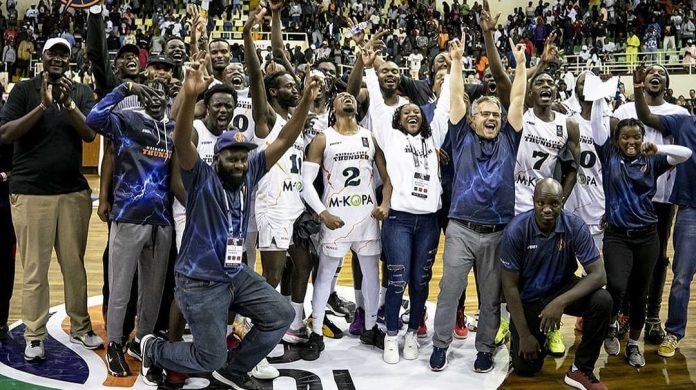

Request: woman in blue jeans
left=591, top=93, right=691, bottom=368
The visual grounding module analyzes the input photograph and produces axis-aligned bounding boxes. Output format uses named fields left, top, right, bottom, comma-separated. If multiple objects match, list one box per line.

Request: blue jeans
left=150, top=267, right=293, bottom=374
left=382, top=210, right=439, bottom=333
left=665, top=206, right=696, bottom=339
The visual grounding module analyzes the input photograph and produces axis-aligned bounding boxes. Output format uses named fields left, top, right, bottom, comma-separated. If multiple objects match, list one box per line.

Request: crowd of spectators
left=1, top=0, right=696, bottom=91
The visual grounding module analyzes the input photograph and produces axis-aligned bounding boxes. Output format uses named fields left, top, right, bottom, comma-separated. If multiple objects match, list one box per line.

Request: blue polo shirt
left=448, top=118, right=521, bottom=224
left=500, top=210, right=600, bottom=302
left=660, top=114, right=696, bottom=208
left=595, top=141, right=671, bottom=228
left=176, top=153, right=266, bottom=282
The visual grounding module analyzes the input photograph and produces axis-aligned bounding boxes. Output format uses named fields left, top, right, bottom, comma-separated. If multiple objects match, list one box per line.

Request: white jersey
left=515, top=109, right=570, bottom=215
left=321, top=126, right=380, bottom=244
left=304, top=110, right=329, bottom=148
left=565, top=114, right=605, bottom=225
left=613, top=101, right=689, bottom=203
left=254, top=115, right=305, bottom=222
left=233, top=88, right=256, bottom=137
left=173, top=120, right=220, bottom=226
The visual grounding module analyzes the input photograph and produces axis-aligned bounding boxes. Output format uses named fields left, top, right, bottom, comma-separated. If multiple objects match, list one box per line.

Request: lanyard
left=223, top=185, right=246, bottom=239
left=406, top=136, right=429, bottom=173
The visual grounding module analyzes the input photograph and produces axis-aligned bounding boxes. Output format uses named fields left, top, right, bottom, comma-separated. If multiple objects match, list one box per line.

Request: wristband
left=39, top=102, right=48, bottom=111
left=634, top=83, right=644, bottom=88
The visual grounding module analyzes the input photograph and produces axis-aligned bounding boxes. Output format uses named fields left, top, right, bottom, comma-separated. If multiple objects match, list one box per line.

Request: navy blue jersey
left=595, top=140, right=671, bottom=229
left=500, top=210, right=600, bottom=302
left=176, top=154, right=266, bottom=282
left=660, top=114, right=696, bottom=208
left=86, top=84, right=175, bottom=226
left=448, top=118, right=521, bottom=224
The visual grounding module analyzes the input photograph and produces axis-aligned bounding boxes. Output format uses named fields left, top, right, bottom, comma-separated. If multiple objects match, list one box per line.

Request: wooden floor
left=7, top=175, right=696, bottom=389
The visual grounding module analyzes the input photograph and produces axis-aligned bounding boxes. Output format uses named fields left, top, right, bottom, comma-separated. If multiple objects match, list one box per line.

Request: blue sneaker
left=429, top=346, right=448, bottom=371
left=474, top=351, right=494, bottom=373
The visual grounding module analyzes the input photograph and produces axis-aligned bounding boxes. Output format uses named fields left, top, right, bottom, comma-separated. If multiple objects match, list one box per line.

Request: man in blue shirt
left=500, top=178, right=611, bottom=390
left=634, top=85, right=696, bottom=358
left=429, top=39, right=526, bottom=374
left=137, top=51, right=324, bottom=389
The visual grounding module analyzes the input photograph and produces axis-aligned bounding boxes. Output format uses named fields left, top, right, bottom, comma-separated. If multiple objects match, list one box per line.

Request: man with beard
left=0, top=37, right=101, bottom=362
left=611, top=64, right=689, bottom=346
left=244, top=5, right=314, bottom=344
left=85, top=79, right=175, bottom=380
left=138, top=53, right=323, bottom=390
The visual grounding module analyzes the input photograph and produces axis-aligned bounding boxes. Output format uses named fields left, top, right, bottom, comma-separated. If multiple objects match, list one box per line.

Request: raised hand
left=449, top=38, right=464, bottom=61
left=361, top=46, right=377, bottom=67
left=303, top=73, right=324, bottom=101
left=244, top=5, right=267, bottom=32
left=268, top=0, right=284, bottom=11
left=540, top=32, right=558, bottom=63
left=510, top=38, right=527, bottom=65
left=346, top=17, right=366, bottom=46
left=130, top=83, right=165, bottom=106
left=633, top=64, right=646, bottom=85
left=183, top=53, right=213, bottom=96
left=365, top=29, right=390, bottom=51
left=40, top=72, right=53, bottom=108
left=480, top=0, right=501, bottom=33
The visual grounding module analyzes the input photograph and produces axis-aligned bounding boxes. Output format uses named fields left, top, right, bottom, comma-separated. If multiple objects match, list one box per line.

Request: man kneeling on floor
left=500, top=178, right=611, bottom=390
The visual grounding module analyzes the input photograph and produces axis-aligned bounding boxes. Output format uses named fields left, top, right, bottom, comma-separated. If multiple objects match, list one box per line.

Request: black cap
left=115, top=44, right=139, bottom=64
left=147, top=54, right=175, bottom=68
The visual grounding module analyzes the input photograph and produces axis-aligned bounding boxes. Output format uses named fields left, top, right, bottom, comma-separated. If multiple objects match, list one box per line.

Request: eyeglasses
left=473, top=111, right=502, bottom=118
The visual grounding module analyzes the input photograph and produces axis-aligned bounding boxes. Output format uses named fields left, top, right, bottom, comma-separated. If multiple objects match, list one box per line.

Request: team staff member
left=429, top=38, right=526, bottom=374
left=138, top=34, right=323, bottom=390
left=0, top=38, right=102, bottom=361
left=501, top=178, right=612, bottom=390
left=633, top=78, right=696, bottom=359
left=590, top=73, right=692, bottom=367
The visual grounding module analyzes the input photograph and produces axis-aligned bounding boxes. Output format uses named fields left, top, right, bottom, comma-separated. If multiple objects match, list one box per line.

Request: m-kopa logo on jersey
left=328, top=194, right=374, bottom=208
left=282, top=179, right=303, bottom=192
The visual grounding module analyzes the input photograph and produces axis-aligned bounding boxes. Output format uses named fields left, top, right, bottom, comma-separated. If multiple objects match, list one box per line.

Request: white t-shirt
left=363, top=68, right=409, bottom=132
left=613, top=101, right=689, bottom=203
left=407, top=53, right=424, bottom=72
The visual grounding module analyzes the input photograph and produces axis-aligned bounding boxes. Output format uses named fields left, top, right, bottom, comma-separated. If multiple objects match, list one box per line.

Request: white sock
left=379, top=286, right=387, bottom=307
left=627, top=338, right=639, bottom=347
left=500, top=304, right=510, bottom=321
left=355, top=289, right=364, bottom=309
left=571, top=363, right=578, bottom=372
left=290, top=302, right=304, bottom=330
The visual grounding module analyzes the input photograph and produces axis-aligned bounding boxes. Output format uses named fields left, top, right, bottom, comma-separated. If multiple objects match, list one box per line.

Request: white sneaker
left=250, top=358, right=279, bottom=380
left=383, top=334, right=399, bottom=364
left=70, top=331, right=104, bottom=350
left=403, top=331, right=419, bottom=360
left=24, top=340, right=46, bottom=361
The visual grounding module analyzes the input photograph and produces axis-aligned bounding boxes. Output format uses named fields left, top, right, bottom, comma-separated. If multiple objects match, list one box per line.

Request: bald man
left=500, top=178, right=611, bottom=390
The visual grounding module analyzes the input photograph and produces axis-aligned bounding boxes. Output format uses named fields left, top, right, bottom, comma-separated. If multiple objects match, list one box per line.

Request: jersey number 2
left=343, top=167, right=361, bottom=187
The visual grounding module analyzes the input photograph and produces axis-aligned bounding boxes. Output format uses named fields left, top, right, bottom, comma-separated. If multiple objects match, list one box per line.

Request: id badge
left=411, top=172, right=430, bottom=199
left=224, top=237, right=244, bottom=268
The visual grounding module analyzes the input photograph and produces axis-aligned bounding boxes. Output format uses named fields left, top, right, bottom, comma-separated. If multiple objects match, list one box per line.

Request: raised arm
left=481, top=0, right=511, bottom=106
left=265, top=74, right=323, bottom=167
left=449, top=39, right=468, bottom=124
left=86, top=3, right=118, bottom=97
left=269, top=0, right=286, bottom=60
left=243, top=6, right=275, bottom=139
left=85, top=82, right=129, bottom=136
left=644, top=143, right=693, bottom=165
left=175, top=58, right=214, bottom=170
left=508, top=39, right=528, bottom=132
left=590, top=98, right=610, bottom=145
left=633, top=66, right=664, bottom=132
left=362, top=47, right=385, bottom=110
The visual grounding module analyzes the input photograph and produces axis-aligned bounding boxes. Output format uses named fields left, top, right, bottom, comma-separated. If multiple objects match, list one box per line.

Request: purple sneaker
left=349, top=307, right=365, bottom=336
